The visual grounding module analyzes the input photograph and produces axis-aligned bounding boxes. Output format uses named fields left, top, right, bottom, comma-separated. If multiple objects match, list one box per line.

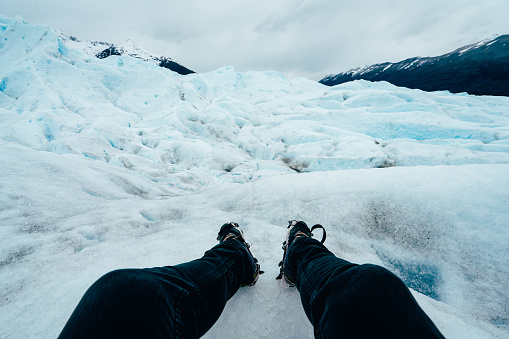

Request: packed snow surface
left=1, top=15, right=509, bottom=338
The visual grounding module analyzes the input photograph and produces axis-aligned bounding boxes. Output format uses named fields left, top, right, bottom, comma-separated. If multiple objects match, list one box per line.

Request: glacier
left=1, top=15, right=509, bottom=338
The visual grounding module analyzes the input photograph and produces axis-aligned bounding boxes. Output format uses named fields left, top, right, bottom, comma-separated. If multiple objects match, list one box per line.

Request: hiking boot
left=217, top=222, right=248, bottom=243
left=217, top=222, right=262, bottom=286
left=285, top=220, right=313, bottom=247
left=276, top=220, right=326, bottom=286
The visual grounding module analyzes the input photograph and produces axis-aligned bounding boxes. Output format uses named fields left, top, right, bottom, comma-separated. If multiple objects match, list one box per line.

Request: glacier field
left=1, top=15, right=509, bottom=338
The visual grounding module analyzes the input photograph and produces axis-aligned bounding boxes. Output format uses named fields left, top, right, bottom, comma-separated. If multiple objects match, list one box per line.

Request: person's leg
left=282, top=221, right=444, bottom=339
left=59, top=223, right=259, bottom=339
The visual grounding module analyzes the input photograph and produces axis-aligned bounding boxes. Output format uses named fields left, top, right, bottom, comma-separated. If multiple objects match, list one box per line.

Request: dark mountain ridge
left=320, top=35, right=509, bottom=96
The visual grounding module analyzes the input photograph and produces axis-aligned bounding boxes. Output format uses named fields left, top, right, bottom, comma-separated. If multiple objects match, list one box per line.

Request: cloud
left=3, top=0, right=509, bottom=80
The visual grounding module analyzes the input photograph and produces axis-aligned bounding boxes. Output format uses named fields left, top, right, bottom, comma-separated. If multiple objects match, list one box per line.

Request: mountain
left=320, top=35, right=509, bottom=96
left=57, top=31, right=195, bottom=75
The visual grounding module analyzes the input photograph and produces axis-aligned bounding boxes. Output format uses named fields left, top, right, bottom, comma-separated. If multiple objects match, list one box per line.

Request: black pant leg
left=286, top=238, right=445, bottom=338
left=58, top=239, right=253, bottom=339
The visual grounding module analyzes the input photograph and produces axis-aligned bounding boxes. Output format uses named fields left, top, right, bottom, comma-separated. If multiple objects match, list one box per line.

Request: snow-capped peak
left=56, top=30, right=195, bottom=75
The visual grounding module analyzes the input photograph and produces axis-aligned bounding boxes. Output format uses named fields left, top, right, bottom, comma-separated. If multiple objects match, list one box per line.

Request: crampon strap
left=310, top=224, right=326, bottom=243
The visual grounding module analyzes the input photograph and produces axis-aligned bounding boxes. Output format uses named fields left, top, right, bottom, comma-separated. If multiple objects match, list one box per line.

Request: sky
left=3, top=0, right=509, bottom=80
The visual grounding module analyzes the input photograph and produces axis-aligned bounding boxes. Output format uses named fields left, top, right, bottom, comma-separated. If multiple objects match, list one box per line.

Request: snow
left=457, top=35, right=500, bottom=55
left=382, top=64, right=392, bottom=71
left=1, top=15, right=509, bottom=338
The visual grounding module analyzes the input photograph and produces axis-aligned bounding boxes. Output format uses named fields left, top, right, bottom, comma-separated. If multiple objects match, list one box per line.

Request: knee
left=91, top=269, right=154, bottom=294
left=359, top=264, right=400, bottom=280
left=354, top=264, right=409, bottom=295
left=97, top=268, right=136, bottom=283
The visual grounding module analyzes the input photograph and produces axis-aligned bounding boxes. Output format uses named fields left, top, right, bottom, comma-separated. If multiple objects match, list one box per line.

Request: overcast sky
left=4, top=0, right=509, bottom=80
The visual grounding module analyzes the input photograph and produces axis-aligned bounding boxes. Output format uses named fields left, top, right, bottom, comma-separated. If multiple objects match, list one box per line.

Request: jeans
left=285, top=237, right=445, bottom=338
left=59, top=237, right=444, bottom=338
left=58, top=239, right=255, bottom=339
